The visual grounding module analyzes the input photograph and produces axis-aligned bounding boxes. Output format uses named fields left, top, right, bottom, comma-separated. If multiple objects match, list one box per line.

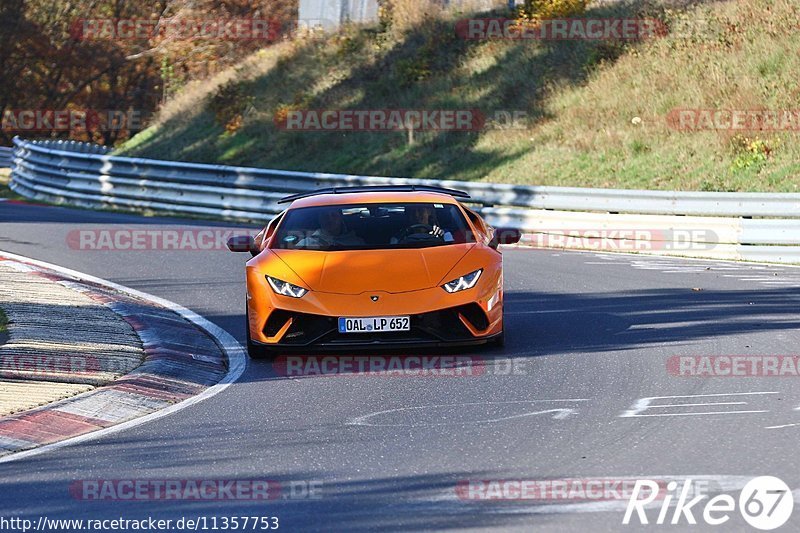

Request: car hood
left=272, top=245, right=475, bottom=294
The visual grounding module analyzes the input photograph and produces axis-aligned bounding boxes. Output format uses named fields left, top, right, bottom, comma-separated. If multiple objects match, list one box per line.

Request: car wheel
left=490, top=328, right=505, bottom=348
left=490, top=304, right=505, bottom=348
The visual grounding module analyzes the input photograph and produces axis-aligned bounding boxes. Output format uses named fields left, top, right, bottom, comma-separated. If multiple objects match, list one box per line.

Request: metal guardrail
left=9, top=136, right=800, bottom=263
left=0, top=147, right=13, bottom=168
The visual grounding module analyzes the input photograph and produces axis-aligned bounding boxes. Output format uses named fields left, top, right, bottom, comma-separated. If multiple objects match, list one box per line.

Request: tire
left=490, top=328, right=505, bottom=348
left=490, top=303, right=506, bottom=348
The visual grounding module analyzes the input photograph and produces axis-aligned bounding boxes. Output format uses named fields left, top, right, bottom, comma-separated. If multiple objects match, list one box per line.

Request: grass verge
left=0, top=169, right=23, bottom=200
left=118, top=0, right=800, bottom=192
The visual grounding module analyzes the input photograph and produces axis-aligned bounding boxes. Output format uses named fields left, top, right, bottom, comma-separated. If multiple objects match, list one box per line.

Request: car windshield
left=272, top=202, right=474, bottom=251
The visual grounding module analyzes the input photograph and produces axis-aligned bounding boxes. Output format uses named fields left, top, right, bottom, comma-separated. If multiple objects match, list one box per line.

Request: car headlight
left=266, top=276, right=308, bottom=298
left=442, top=269, right=482, bottom=293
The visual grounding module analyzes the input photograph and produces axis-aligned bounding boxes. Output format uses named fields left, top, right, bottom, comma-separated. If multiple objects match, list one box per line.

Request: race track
left=2, top=201, right=800, bottom=531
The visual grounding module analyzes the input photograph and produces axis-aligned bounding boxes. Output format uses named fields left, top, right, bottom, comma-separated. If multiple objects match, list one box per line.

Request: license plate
left=338, top=316, right=410, bottom=333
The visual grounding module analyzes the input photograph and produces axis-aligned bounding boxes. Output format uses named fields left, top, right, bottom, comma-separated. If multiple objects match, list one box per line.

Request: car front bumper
left=246, top=260, right=504, bottom=348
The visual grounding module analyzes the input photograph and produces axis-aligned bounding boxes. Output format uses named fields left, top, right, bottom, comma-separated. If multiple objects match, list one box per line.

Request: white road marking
left=765, top=423, right=800, bottom=430
left=622, top=410, right=769, bottom=417
left=761, top=402, right=800, bottom=428
left=575, top=249, right=800, bottom=270
left=646, top=402, right=747, bottom=408
left=0, top=250, right=247, bottom=464
left=619, top=392, right=778, bottom=418
left=695, top=266, right=747, bottom=271
left=579, top=251, right=800, bottom=289
left=348, top=399, right=588, bottom=427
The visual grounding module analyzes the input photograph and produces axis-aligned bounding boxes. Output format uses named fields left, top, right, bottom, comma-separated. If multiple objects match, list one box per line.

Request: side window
left=266, top=211, right=286, bottom=239
left=257, top=211, right=285, bottom=249
left=463, top=207, right=487, bottom=242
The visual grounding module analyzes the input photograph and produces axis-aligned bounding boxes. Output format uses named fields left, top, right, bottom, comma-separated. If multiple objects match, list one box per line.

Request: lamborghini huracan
left=227, top=185, right=520, bottom=358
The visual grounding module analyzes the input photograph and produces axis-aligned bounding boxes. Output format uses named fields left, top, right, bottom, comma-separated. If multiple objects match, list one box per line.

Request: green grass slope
left=118, top=0, right=800, bottom=192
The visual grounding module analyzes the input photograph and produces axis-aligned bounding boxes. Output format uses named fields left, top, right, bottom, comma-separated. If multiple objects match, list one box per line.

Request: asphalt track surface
left=2, top=200, right=800, bottom=532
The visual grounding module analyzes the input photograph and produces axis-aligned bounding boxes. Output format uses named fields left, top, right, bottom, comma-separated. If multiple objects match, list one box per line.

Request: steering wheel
left=396, top=224, right=436, bottom=243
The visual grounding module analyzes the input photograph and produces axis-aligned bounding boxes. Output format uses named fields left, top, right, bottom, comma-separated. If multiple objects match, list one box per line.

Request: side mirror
left=489, top=228, right=522, bottom=249
left=227, top=235, right=257, bottom=256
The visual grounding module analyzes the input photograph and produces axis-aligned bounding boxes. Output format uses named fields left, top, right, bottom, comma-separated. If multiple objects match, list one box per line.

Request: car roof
left=287, top=191, right=462, bottom=209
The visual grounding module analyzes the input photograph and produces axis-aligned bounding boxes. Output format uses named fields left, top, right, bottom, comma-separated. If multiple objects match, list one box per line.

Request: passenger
left=297, top=207, right=365, bottom=248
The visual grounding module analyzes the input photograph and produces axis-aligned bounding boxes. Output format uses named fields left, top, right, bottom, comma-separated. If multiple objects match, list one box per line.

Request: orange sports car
left=227, top=185, right=520, bottom=358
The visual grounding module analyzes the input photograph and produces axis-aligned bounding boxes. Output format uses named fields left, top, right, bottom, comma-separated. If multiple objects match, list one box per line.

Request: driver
left=391, top=204, right=453, bottom=244
left=297, top=207, right=365, bottom=248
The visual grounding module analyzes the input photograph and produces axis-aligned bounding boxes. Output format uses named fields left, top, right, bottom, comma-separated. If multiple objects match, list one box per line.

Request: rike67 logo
left=623, top=476, right=793, bottom=530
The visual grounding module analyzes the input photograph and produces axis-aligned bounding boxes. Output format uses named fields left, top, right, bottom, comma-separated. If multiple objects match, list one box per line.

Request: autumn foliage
left=0, top=0, right=296, bottom=145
